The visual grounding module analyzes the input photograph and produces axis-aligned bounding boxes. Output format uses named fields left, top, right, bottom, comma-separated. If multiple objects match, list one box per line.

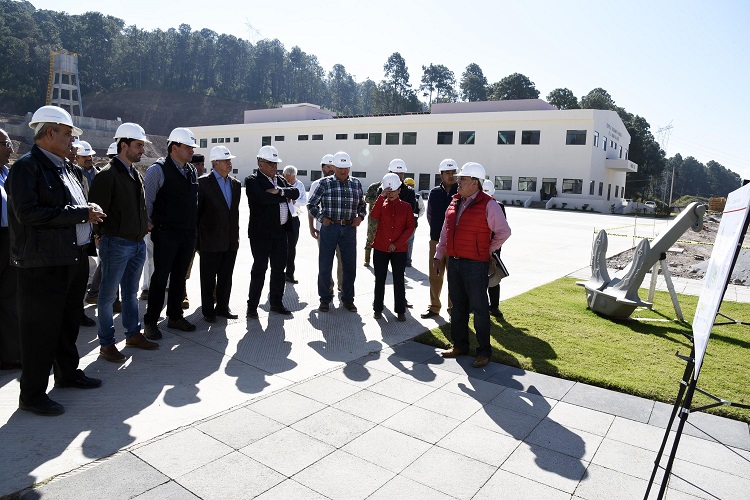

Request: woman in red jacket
left=370, top=173, right=415, bottom=321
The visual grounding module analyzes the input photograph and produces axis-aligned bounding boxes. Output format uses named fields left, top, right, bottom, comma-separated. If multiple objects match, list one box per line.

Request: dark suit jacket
left=197, top=172, right=241, bottom=253
left=244, top=171, right=299, bottom=239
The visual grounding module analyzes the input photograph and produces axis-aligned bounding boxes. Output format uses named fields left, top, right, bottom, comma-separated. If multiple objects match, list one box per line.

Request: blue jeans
left=97, top=236, right=146, bottom=347
left=447, top=257, right=491, bottom=357
left=318, top=223, right=356, bottom=303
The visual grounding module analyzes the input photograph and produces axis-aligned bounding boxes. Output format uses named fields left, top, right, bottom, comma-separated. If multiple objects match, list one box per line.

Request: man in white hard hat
left=308, top=154, right=343, bottom=294
left=282, top=164, right=307, bottom=284
left=307, top=151, right=366, bottom=312
left=197, top=146, right=241, bottom=322
left=0, top=128, right=20, bottom=370
left=6, top=106, right=106, bottom=415
left=75, top=140, right=98, bottom=194
left=434, top=162, right=510, bottom=368
left=142, top=127, right=200, bottom=337
left=421, top=159, right=459, bottom=319
left=245, top=145, right=299, bottom=319
left=88, top=122, right=158, bottom=362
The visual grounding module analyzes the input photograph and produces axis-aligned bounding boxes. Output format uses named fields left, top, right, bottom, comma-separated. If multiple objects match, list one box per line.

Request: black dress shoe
left=405, top=301, right=413, bottom=309
left=204, top=315, right=217, bottom=323
left=215, top=310, right=239, bottom=319
left=420, top=310, right=438, bottom=319
left=285, top=275, right=299, bottom=284
left=55, top=370, right=102, bottom=389
left=246, top=308, right=259, bottom=319
left=270, top=305, right=292, bottom=315
left=19, top=397, right=64, bottom=416
left=80, top=314, right=96, bottom=327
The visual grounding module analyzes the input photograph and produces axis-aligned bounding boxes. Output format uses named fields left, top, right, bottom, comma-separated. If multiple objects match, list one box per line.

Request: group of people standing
left=0, top=104, right=511, bottom=416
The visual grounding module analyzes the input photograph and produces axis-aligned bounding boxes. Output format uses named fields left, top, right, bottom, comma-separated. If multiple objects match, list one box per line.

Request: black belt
left=330, top=219, right=353, bottom=225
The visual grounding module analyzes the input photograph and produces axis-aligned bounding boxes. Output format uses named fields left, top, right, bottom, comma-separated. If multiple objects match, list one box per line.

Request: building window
left=261, top=136, right=271, bottom=146
left=562, top=178, right=583, bottom=194
left=593, top=131, right=599, bottom=148
left=199, top=139, right=207, bottom=148
left=386, top=132, right=399, bottom=145
left=619, top=145, right=623, bottom=158
left=625, top=149, right=628, bottom=160
left=297, top=170, right=308, bottom=176
left=458, top=131, right=475, bottom=145
left=233, top=137, right=239, bottom=142
left=589, top=180, right=595, bottom=195
left=211, top=138, right=217, bottom=144
left=437, top=131, right=453, bottom=144
left=352, top=171, right=366, bottom=178
left=312, top=134, right=323, bottom=141
left=311, top=171, right=322, bottom=181
left=598, top=182, right=603, bottom=196
left=232, top=169, right=238, bottom=174
left=610, top=140, right=615, bottom=149
left=354, top=133, right=368, bottom=140
left=336, top=133, right=348, bottom=140
left=225, top=138, right=230, bottom=143
left=615, top=185, right=619, bottom=198
left=298, top=135, right=309, bottom=141
left=607, top=184, right=611, bottom=201
left=495, top=176, right=512, bottom=190
left=368, top=133, right=382, bottom=145
left=602, top=137, right=607, bottom=151
left=521, top=130, right=540, bottom=145
left=402, top=132, right=417, bottom=145
left=566, top=130, right=586, bottom=145
left=518, top=177, right=537, bottom=192
left=218, top=138, right=225, bottom=143
left=274, top=136, right=284, bottom=141
left=497, top=131, right=515, bottom=145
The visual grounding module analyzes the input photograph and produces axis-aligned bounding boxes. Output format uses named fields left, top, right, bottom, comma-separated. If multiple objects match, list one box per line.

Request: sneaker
left=99, top=344, right=126, bottom=363
left=144, top=322, right=162, bottom=340
left=139, top=289, right=149, bottom=300
left=167, top=317, right=196, bottom=331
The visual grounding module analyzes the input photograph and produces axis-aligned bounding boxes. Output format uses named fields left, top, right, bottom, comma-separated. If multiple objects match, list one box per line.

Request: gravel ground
left=605, top=214, right=750, bottom=285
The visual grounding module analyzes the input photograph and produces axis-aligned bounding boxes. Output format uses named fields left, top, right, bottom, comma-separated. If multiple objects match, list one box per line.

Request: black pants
left=285, top=216, right=300, bottom=279
left=0, top=229, right=20, bottom=364
left=373, top=249, right=407, bottom=314
left=144, top=228, right=196, bottom=323
left=248, top=234, right=287, bottom=309
left=200, top=248, right=238, bottom=316
left=488, top=284, right=500, bottom=308
left=18, top=249, right=88, bottom=404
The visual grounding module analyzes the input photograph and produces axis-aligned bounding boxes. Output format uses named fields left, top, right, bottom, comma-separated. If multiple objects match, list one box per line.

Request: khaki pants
left=428, top=239, right=451, bottom=313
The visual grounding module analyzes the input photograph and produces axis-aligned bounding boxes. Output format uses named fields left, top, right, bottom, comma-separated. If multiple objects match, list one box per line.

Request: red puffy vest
left=445, top=191, right=492, bottom=261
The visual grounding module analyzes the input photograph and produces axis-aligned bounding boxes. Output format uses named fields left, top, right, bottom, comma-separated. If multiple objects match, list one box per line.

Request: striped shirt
left=308, top=174, right=366, bottom=223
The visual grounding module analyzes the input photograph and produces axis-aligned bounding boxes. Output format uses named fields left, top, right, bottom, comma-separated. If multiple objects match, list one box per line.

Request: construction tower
left=46, top=51, right=83, bottom=117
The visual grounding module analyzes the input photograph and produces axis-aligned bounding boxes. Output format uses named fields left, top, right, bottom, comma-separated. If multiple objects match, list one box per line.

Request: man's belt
left=330, top=218, right=353, bottom=225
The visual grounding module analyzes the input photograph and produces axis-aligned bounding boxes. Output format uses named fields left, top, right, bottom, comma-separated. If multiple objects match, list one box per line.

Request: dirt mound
left=605, top=214, right=750, bottom=285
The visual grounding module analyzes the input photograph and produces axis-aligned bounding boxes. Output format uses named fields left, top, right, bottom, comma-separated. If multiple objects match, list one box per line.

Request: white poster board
left=692, top=183, right=750, bottom=379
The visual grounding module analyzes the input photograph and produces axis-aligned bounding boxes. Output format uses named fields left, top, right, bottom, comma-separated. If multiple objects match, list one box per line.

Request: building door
left=541, top=178, right=557, bottom=200
left=419, top=173, right=431, bottom=192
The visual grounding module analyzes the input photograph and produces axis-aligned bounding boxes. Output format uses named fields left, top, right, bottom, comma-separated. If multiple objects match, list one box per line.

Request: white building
left=188, top=99, right=637, bottom=213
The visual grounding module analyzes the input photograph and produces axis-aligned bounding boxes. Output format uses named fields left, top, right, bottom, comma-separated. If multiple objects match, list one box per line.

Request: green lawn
left=414, top=278, right=750, bottom=422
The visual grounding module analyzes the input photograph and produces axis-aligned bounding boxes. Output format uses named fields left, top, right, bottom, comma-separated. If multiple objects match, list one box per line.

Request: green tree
left=707, top=160, right=741, bottom=197
left=459, top=63, right=487, bottom=101
left=487, top=73, right=540, bottom=100
left=380, top=52, right=418, bottom=113
left=546, top=88, right=579, bottom=109
left=326, top=64, right=357, bottom=115
left=580, top=87, right=616, bottom=110
left=419, top=63, right=457, bottom=104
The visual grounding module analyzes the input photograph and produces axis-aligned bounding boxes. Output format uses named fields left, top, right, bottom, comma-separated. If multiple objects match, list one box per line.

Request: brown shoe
left=441, top=347, right=465, bottom=358
left=125, top=333, right=159, bottom=350
left=472, top=355, right=491, bottom=368
left=99, top=344, right=126, bottom=363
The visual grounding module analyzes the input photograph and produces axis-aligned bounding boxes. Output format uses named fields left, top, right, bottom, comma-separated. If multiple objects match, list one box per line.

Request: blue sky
left=31, top=0, right=750, bottom=176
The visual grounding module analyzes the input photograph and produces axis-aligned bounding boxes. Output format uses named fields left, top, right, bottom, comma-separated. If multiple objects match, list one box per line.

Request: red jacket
left=370, top=195, right=415, bottom=253
left=445, top=191, right=492, bottom=261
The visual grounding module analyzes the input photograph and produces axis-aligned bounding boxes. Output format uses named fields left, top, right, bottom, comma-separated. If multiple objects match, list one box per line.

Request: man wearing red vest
left=434, top=162, right=511, bottom=368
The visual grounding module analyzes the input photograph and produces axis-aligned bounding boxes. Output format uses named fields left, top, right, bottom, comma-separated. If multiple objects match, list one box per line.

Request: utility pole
left=656, top=121, right=675, bottom=207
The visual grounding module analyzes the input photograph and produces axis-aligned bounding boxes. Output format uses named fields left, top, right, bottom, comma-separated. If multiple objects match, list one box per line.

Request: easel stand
left=643, top=348, right=750, bottom=500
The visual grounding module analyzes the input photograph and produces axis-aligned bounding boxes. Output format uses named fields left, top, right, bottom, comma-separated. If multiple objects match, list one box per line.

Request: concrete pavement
left=1, top=205, right=748, bottom=499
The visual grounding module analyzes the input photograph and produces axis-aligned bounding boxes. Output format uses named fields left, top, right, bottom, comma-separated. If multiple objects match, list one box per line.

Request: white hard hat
left=388, top=158, right=407, bottom=173
left=381, top=173, right=402, bottom=191
left=482, top=179, right=496, bottom=196
left=167, top=127, right=198, bottom=148
left=107, top=142, right=117, bottom=155
left=457, top=162, right=486, bottom=180
left=114, top=122, right=151, bottom=143
left=321, top=153, right=334, bottom=166
left=210, top=145, right=236, bottom=162
left=439, top=158, right=458, bottom=172
left=332, top=151, right=352, bottom=169
left=75, top=140, right=95, bottom=157
left=29, top=105, right=83, bottom=136
left=257, top=145, right=281, bottom=163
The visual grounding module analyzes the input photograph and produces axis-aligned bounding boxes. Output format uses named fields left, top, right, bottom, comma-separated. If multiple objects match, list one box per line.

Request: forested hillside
left=0, top=0, right=740, bottom=199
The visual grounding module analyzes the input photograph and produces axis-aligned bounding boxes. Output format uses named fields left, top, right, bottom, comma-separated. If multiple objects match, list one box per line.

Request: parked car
left=644, top=201, right=656, bottom=208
